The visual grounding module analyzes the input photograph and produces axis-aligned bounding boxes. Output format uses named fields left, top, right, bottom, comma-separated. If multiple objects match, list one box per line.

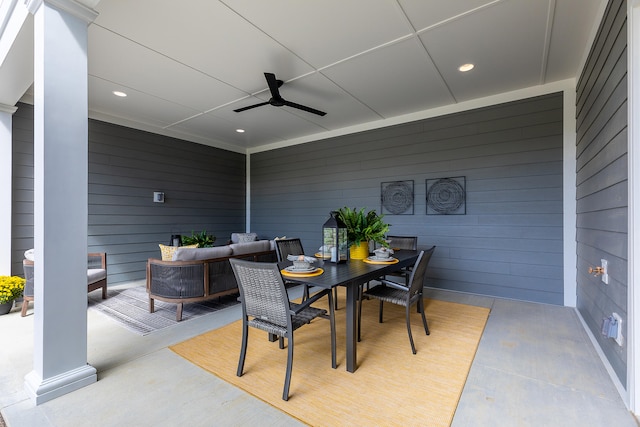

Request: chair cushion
left=172, top=246, right=233, bottom=261
left=229, top=240, right=271, bottom=255
left=159, top=243, right=198, bottom=261
left=87, top=268, right=106, bottom=285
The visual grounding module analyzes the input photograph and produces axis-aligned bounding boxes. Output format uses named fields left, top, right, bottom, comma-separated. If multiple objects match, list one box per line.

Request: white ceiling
left=2, top=0, right=605, bottom=153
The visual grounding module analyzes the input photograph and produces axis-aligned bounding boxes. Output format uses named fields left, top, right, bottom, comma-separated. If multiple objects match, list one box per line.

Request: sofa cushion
left=159, top=243, right=198, bottom=261
left=87, top=268, right=106, bottom=285
left=230, top=232, right=258, bottom=244
left=229, top=240, right=271, bottom=255
left=173, top=246, right=233, bottom=261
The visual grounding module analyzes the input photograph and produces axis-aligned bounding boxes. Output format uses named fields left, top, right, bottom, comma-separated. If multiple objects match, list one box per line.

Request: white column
left=23, top=0, right=98, bottom=405
left=563, top=87, right=577, bottom=307
left=628, top=0, right=640, bottom=415
left=0, top=104, right=17, bottom=276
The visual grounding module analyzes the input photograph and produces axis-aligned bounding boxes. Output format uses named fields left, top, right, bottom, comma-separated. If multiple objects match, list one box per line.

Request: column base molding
left=24, top=364, right=97, bottom=405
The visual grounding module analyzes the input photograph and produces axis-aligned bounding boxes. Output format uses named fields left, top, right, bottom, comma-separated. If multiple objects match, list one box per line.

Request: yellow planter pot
left=349, top=241, right=369, bottom=260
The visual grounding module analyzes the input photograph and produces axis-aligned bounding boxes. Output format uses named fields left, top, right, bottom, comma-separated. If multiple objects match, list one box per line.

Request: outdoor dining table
left=280, top=249, right=420, bottom=373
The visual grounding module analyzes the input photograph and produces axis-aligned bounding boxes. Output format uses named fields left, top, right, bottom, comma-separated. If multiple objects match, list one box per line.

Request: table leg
left=345, top=283, right=358, bottom=372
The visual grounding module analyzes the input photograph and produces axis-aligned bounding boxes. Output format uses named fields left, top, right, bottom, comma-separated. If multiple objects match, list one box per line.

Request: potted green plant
left=337, top=207, right=390, bottom=259
left=0, top=275, right=26, bottom=315
left=181, top=230, right=216, bottom=248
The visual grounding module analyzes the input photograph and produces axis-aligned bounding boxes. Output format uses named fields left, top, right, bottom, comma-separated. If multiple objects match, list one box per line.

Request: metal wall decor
left=381, top=180, right=414, bottom=215
left=426, top=176, right=466, bottom=215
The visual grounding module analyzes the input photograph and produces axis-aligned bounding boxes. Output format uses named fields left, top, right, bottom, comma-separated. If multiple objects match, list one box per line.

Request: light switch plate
left=601, top=259, right=609, bottom=284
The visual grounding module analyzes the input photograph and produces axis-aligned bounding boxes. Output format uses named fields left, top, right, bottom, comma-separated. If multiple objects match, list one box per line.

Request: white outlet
left=612, top=312, right=623, bottom=346
left=601, top=259, right=609, bottom=284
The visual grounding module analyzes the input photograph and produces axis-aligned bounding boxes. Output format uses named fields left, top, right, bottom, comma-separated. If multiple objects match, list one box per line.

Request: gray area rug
left=88, top=286, right=239, bottom=335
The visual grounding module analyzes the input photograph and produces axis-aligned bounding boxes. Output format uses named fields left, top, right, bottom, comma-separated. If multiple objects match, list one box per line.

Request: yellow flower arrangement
left=0, top=276, right=25, bottom=304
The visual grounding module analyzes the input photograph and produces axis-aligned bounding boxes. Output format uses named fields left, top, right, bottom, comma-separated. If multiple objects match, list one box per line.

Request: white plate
left=367, top=256, right=395, bottom=262
left=285, top=266, right=318, bottom=273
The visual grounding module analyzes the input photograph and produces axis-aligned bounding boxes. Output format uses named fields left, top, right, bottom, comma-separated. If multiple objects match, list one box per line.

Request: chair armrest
left=289, top=288, right=331, bottom=315
left=379, top=279, right=409, bottom=291
left=147, top=259, right=206, bottom=298
left=88, top=252, right=106, bottom=269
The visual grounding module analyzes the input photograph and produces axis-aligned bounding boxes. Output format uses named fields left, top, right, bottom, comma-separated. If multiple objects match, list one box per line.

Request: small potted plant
left=0, top=275, right=26, bottom=315
left=337, top=207, right=390, bottom=259
left=181, top=230, right=216, bottom=248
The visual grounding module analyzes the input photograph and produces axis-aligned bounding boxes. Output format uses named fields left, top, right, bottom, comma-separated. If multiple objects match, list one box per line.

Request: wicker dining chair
left=384, top=235, right=418, bottom=285
left=274, top=238, right=309, bottom=300
left=275, top=238, right=338, bottom=309
left=229, top=258, right=336, bottom=401
left=358, top=246, right=436, bottom=354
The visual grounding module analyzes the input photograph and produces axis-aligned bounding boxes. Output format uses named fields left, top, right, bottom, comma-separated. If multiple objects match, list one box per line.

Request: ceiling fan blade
left=283, top=100, right=327, bottom=116
left=264, top=72, right=282, bottom=99
left=233, top=101, right=270, bottom=113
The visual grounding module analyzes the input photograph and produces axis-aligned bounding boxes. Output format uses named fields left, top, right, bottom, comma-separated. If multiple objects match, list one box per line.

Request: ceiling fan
left=234, top=72, right=326, bottom=116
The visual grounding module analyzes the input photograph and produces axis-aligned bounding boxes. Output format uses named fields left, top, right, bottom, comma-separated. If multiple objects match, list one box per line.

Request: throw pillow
left=158, top=243, right=198, bottom=261
left=237, top=233, right=258, bottom=243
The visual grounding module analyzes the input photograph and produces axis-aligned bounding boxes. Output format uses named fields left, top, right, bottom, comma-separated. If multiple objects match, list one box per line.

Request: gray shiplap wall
left=251, top=93, right=564, bottom=304
left=11, top=103, right=247, bottom=283
left=575, top=0, right=628, bottom=386
left=10, top=104, right=34, bottom=276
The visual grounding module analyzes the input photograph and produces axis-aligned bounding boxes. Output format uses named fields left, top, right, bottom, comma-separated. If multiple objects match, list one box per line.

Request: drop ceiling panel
left=93, top=0, right=314, bottom=91
left=89, top=76, right=200, bottom=127
left=422, top=0, right=550, bottom=102
left=168, top=112, right=285, bottom=148
left=545, top=0, right=603, bottom=82
left=322, top=37, right=455, bottom=118
left=222, top=0, right=414, bottom=68
left=397, top=0, right=500, bottom=31
left=88, top=26, right=246, bottom=112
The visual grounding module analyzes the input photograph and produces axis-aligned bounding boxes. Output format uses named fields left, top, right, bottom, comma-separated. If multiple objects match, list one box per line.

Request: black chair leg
left=283, top=336, right=294, bottom=401
left=420, top=298, right=430, bottom=335
left=379, top=300, right=384, bottom=323
left=406, top=305, right=417, bottom=354
left=327, top=290, right=337, bottom=369
left=237, top=320, right=249, bottom=376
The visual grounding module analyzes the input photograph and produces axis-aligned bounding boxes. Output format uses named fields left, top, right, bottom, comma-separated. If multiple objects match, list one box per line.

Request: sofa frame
left=146, top=248, right=276, bottom=321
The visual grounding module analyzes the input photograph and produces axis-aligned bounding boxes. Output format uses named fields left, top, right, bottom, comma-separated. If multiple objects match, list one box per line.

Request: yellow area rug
left=171, top=290, right=490, bottom=427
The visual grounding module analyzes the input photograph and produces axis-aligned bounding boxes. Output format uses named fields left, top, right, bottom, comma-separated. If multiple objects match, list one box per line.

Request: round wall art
left=426, top=177, right=466, bottom=215
left=381, top=180, right=414, bottom=215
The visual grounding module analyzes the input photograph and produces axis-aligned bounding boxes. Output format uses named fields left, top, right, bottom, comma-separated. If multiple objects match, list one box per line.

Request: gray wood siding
left=10, top=103, right=34, bottom=276
left=251, top=93, right=564, bottom=304
left=575, top=0, right=628, bottom=386
left=11, top=103, right=246, bottom=283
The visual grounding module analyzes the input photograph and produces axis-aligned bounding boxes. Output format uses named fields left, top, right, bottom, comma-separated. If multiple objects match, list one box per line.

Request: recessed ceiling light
left=236, top=129, right=245, bottom=133
left=458, top=63, right=474, bottom=72
left=112, top=91, right=127, bottom=97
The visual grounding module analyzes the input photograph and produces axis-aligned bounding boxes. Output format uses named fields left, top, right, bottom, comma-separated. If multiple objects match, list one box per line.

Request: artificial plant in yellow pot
left=337, top=207, right=390, bottom=259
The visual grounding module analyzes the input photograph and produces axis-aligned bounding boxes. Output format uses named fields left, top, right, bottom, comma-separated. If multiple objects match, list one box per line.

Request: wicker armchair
left=230, top=258, right=336, bottom=401
left=358, top=246, right=435, bottom=354
left=21, top=253, right=107, bottom=317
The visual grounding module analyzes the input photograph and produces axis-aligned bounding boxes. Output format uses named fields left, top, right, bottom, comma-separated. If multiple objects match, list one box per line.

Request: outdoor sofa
left=146, top=238, right=277, bottom=321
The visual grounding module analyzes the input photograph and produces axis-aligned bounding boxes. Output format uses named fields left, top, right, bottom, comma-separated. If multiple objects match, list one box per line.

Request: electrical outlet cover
left=612, top=312, right=623, bottom=346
